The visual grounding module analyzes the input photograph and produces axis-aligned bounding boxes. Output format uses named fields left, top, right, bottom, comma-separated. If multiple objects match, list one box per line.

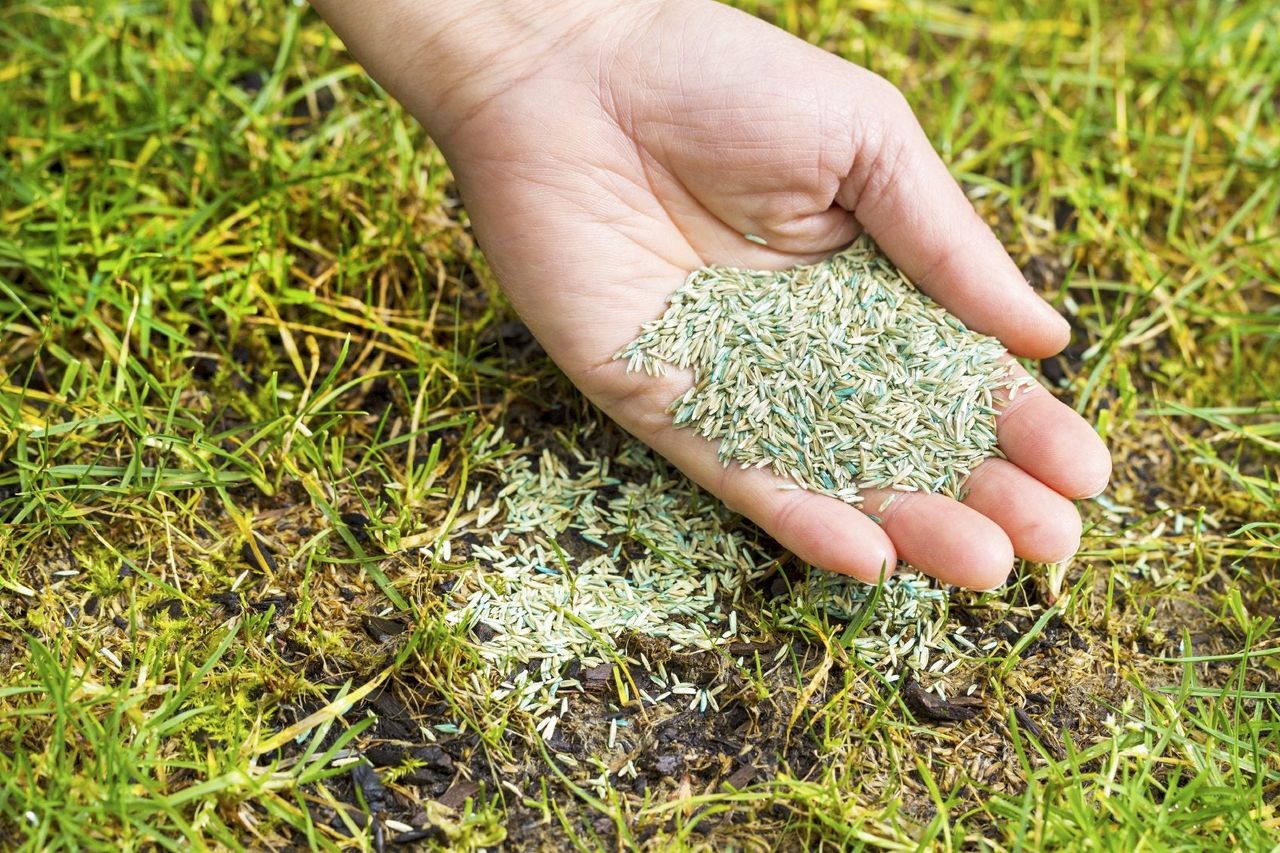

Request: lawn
left=1, top=0, right=1278, bottom=849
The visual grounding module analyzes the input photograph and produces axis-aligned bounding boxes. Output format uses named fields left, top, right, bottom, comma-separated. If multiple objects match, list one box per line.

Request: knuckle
left=856, top=71, right=913, bottom=128
left=847, top=129, right=913, bottom=217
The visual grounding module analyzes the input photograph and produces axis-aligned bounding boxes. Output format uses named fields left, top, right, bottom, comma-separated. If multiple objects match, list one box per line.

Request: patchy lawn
left=1, top=0, right=1277, bottom=849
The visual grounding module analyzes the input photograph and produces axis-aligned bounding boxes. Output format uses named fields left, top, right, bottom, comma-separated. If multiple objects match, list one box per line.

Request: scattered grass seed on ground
left=444, top=427, right=962, bottom=736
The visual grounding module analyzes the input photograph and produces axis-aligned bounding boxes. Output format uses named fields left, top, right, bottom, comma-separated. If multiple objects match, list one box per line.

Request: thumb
left=836, top=73, right=1071, bottom=359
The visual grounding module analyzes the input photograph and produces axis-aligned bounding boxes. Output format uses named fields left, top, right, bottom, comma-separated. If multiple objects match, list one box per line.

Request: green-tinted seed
left=616, top=237, right=1031, bottom=503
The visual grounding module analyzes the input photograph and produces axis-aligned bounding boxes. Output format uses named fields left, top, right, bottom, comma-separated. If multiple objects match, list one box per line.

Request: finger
left=661, top=429, right=899, bottom=583
left=586, top=368, right=899, bottom=583
left=961, top=458, right=1083, bottom=563
left=673, top=206, right=855, bottom=270
left=835, top=73, right=1070, bottom=359
left=617, top=150, right=861, bottom=267
left=705, top=198, right=862, bottom=259
left=863, top=488, right=1014, bottom=589
left=996, top=362, right=1112, bottom=499
left=655, top=424, right=899, bottom=584
left=754, top=203, right=861, bottom=256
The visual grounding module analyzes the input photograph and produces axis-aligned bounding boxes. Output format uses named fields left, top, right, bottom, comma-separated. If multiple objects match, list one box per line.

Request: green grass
left=2, top=0, right=1278, bottom=849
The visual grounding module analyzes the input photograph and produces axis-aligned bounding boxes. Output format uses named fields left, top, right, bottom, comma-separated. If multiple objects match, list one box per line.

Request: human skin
left=311, top=0, right=1112, bottom=589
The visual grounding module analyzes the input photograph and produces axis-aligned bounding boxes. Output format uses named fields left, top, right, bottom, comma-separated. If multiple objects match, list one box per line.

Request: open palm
left=318, top=0, right=1111, bottom=588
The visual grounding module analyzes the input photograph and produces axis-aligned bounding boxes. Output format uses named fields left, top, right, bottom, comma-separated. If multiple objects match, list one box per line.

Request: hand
left=314, top=0, right=1111, bottom=588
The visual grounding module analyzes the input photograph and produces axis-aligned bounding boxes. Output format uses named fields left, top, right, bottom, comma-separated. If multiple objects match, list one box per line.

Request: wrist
left=312, top=0, right=659, bottom=146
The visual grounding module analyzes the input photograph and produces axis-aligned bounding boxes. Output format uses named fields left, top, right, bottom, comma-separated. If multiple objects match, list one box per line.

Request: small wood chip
left=903, top=681, right=983, bottom=722
left=436, top=778, right=480, bottom=811
left=722, top=763, right=757, bottom=791
left=362, top=616, right=407, bottom=643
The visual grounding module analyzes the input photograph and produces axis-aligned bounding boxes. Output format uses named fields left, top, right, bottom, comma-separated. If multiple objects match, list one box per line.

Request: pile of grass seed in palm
left=617, top=237, right=1030, bottom=503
